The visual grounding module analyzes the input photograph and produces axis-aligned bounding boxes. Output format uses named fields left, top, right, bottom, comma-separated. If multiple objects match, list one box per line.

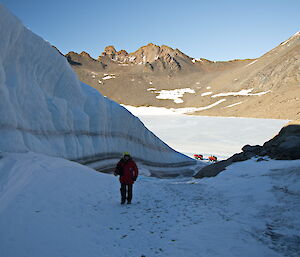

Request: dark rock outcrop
left=263, top=124, right=300, bottom=160
left=65, top=51, right=106, bottom=70
left=193, top=159, right=233, bottom=179
left=194, top=124, right=300, bottom=179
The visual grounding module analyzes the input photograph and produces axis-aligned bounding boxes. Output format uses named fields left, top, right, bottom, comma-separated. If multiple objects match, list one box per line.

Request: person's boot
left=127, top=200, right=131, bottom=204
left=121, top=199, right=126, bottom=205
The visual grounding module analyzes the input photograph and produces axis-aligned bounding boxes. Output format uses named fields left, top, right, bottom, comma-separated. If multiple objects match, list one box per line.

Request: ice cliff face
left=0, top=5, right=197, bottom=176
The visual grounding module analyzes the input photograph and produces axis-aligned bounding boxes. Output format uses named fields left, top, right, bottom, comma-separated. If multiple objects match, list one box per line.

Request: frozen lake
left=124, top=106, right=289, bottom=159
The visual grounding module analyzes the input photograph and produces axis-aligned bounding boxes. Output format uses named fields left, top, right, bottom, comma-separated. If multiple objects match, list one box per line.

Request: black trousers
left=120, top=183, right=133, bottom=202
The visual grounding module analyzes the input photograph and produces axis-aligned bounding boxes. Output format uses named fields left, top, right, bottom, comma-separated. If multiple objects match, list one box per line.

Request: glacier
left=1, top=6, right=300, bottom=257
left=0, top=5, right=198, bottom=176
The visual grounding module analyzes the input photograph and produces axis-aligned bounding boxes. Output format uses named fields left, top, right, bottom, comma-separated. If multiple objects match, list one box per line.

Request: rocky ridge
left=98, top=43, right=195, bottom=72
left=65, top=31, right=300, bottom=120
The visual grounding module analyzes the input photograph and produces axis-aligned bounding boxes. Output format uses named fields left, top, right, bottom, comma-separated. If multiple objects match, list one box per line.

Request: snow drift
left=0, top=5, right=197, bottom=176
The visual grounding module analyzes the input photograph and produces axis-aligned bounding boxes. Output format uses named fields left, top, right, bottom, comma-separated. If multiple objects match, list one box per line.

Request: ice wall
left=0, top=6, right=197, bottom=176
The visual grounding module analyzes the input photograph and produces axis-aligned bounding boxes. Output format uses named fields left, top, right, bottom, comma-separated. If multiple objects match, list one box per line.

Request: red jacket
left=115, top=158, right=139, bottom=184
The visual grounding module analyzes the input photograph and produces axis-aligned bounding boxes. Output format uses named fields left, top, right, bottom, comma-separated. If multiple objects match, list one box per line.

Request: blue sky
left=2, top=0, right=299, bottom=61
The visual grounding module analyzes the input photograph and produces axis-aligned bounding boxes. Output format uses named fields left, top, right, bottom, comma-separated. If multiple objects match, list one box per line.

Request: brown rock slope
left=65, top=32, right=300, bottom=119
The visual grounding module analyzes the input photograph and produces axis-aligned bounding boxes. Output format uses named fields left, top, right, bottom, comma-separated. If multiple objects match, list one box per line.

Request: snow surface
left=0, top=5, right=197, bottom=176
left=224, top=101, right=243, bottom=108
left=201, top=91, right=213, bottom=96
left=123, top=106, right=288, bottom=159
left=1, top=152, right=299, bottom=257
left=192, top=58, right=202, bottom=63
left=102, top=75, right=115, bottom=80
left=246, top=60, right=258, bottom=66
left=123, top=100, right=229, bottom=115
left=192, top=99, right=227, bottom=111
left=212, top=89, right=270, bottom=98
left=123, top=101, right=229, bottom=115
left=123, top=105, right=180, bottom=115
left=155, top=88, right=196, bottom=104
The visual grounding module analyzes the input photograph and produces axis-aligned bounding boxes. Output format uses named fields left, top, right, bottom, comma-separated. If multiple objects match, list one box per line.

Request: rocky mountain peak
left=97, top=43, right=193, bottom=72
left=117, top=49, right=128, bottom=55
left=80, top=51, right=93, bottom=59
left=102, top=45, right=117, bottom=56
left=141, top=43, right=159, bottom=48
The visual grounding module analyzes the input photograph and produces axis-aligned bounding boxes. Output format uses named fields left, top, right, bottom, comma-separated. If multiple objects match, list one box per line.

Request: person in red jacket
left=114, top=152, right=139, bottom=204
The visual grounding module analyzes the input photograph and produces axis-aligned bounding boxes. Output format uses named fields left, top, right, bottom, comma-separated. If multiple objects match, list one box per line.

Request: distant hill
left=65, top=32, right=300, bottom=120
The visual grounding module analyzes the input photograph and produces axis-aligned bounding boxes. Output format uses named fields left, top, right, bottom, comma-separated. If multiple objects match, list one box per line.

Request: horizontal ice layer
left=0, top=5, right=197, bottom=176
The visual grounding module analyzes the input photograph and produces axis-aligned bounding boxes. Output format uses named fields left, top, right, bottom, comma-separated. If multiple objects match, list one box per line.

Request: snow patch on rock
left=123, top=99, right=226, bottom=115
left=201, top=92, right=213, bottom=96
left=212, top=89, right=270, bottom=98
left=155, top=88, right=195, bottom=104
left=280, top=31, right=300, bottom=46
left=246, top=60, right=258, bottom=66
left=102, top=74, right=115, bottom=80
left=224, top=101, right=243, bottom=108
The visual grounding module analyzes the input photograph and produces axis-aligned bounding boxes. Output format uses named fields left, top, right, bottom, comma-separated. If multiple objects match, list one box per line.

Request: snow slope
left=0, top=5, right=197, bottom=176
left=1, top=152, right=299, bottom=257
